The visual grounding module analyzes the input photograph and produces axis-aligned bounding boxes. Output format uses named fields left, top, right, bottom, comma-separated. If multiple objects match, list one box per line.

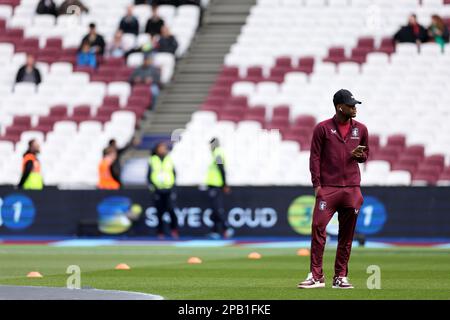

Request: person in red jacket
left=298, top=89, right=369, bottom=290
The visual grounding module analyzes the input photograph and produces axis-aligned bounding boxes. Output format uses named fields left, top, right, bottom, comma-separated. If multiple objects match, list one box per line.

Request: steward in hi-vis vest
left=147, top=141, right=179, bottom=240
left=205, top=137, right=233, bottom=240
left=18, top=139, right=43, bottom=190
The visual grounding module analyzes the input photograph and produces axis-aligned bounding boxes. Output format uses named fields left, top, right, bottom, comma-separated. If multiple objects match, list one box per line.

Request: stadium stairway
left=126, top=0, right=256, bottom=159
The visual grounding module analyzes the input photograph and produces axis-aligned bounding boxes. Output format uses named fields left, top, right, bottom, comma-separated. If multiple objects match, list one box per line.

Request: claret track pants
left=310, top=186, right=364, bottom=280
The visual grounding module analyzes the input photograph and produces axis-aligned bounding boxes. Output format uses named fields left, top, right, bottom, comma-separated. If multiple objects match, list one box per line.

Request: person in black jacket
left=119, top=5, right=140, bottom=36
left=80, top=23, right=106, bottom=55
left=157, top=25, right=178, bottom=54
left=135, top=0, right=153, bottom=4
left=145, top=4, right=165, bottom=37
left=36, top=0, right=58, bottom=16
left=16, top=54, right=41, bottom=85
left=394, top=14, right=429, bottom=44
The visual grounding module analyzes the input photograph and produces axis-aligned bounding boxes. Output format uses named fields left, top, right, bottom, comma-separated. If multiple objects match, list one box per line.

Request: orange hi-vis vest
left=22, top=153, right=43, bottom=190
left=97, top=157, right=120, bottom=190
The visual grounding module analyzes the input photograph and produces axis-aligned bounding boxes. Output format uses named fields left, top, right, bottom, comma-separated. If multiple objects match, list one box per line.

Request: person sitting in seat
left=156, top=26, right=178, bottom=54
left=394, top=14, right=429, bottom=44
left=428, top=14, right=449, bottom=50
left=15, top=54, right=42, bottom=85
left=119, top=5, right=140, bottom=36
left=80, top=23, right=106, bottom=55
left=36, top=0, right=58, bottom=16
left=77, top=41, right=97, bottom=69
left=129, top=55, right=161, bottom=107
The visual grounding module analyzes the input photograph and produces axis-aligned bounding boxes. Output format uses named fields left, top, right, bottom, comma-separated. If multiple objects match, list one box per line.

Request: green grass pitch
left=0, top=245, right=449, bottom=299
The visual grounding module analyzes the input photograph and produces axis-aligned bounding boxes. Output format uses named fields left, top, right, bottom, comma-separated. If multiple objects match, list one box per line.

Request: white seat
left=365, top=160, right=391, bottom=173
left=386, top=171, right=411, bottom=186
left=0, top=5, right=13, bottom=19
left=111, top=111, right=136, bottom=127
left=421, top=0, right=444, bottom=8
left=338, top=62, right=361, bottom=75
left=158, top=4, right=176, bottom=21
left=0, top=141, right=14, bottom=155
left=329, top=0, right=349, bottom=6
left=366, top=52, right=390, bottom=65
left=20, top=131, right=45, bottom=145
left=50, top=62, right=73, bottom=75
left=107, top=82, right=131, bottom=107
left=396, top=43, right=419, bottom=56
left=191, top=111, right=217, bottom=124
left=122, top=33, right=137, bottom=51
left=153, top=52, right=175, bottom=83
left=127, top=52, right=144, bottom=67
left=14, top=83, right=37, bottom=95
left=79, top=121, right=103, bottom=134
left=231, top=82, right=255, bottom=97
left=304, top=0, right=327, bottom=7
left=420, top=42, right=443, bottom=55
left=137, top=33, right=151, bottom=47
left=33, top=14, right=56, bottom=27
left=177, top=5, right=200, bottom=21
left=53, top=121, right=78, bottom=135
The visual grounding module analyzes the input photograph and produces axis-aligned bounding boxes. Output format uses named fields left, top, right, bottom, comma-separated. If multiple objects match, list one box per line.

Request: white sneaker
left=297, top=272, right=325, bottom=289
left=332, top=276, right=354, bottom=289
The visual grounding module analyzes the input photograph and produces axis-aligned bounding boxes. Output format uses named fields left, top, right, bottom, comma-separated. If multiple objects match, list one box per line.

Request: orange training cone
left=27, top=271, right=43, bottom=278
left=187, top=257, right=202, bottom=264
left=297, top=248, right=310, bottom=256
left=115, top=263, right=131, bottom=270
left=248, top=252, right=262, bottom=260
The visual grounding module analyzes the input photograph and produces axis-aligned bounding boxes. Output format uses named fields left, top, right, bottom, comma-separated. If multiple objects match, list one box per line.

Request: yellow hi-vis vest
left=206, top=147, right=226, bottom=187
left=149, top=154, right=175, bottom=189
left=22, top=153, right=44, bottom=190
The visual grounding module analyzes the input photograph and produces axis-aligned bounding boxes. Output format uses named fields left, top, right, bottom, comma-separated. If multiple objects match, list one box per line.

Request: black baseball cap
left=333, top=89, right=362, bottom=106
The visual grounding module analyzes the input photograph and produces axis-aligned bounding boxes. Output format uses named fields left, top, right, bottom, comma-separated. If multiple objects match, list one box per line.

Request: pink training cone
left=115, top=263, right=131, bottom=270
left=27, top=271, right=43, bottom=278
left=248, top=252, right=262, bottom=260
left=187, top=257, right=202, bottom=264
left=297, top=248, right=310, bottom=256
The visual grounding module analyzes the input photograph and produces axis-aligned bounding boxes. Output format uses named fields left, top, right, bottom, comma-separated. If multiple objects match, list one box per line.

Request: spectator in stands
left=106, top=30, right=127, bottom=58
left=18, top=140, right=44, bottom=190
left=58, top=0, right=89, bottom=15
left=145, top=4, right=165, bottom=37
left=36, top=0, right=58, bottom=17
left=147, top=141, right=179, bottom=239
left=394, top=14, right=429, bottom=44
left=97, top=147, right=120, bottom=190
left=77, top=41, right=97, bottom=69
left=156, top=26, right=178, bottom=54
left=135, top=0, right=153, bottom=4
left=15, top=54, right=42, bottom=85
left=80, top=23, right=106, bottom=55
left=119, top=5, right=140, bottom=36
left=180, top=0, right=200, bottom=5
left=129, top=55, right=161, bottom=106
left=428, top=14, right=449, bottom=49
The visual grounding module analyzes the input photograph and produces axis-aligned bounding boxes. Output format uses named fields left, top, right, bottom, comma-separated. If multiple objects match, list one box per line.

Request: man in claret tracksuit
left=298, top=89, right=369, bottom=289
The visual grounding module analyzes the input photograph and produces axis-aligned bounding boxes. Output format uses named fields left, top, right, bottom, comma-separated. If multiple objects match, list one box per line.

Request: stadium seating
left=171, top=0, right=450, bottom=186
left=0, top=0, right=202, bottom=187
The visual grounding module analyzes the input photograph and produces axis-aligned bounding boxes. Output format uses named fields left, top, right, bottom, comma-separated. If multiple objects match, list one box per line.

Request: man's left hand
left=351, top=146, right=365, bottom=158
